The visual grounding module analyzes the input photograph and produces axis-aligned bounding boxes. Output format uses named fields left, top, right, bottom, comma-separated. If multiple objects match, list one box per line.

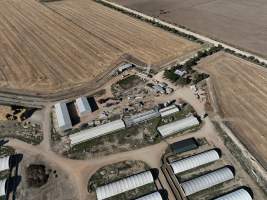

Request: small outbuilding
left=181, top=167, right=234, bottom=196
left=159, top=105, right=180, bottom=117
left=157, top=116, right=199, bottom=137
left=0, top=179, right=7, bottom=197
left=76, top=96, right=92, bottom=116
left=0, top=156, right=10, bottom=172
left=55, top=102, right=72, bottom=131
left=170, top=138, right=198, bottom=154
left=96, top=171, right=154, bottom=200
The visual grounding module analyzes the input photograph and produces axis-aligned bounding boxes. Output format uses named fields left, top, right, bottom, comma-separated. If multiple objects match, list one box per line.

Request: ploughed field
left=111, top=0, right=267, bottom=58
left=197, top=53, right=267, bottom=169
left=0, top=0, right=200, bottom=95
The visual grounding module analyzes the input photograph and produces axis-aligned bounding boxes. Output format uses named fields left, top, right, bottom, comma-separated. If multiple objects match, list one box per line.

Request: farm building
left=171, top=149, right=220, bottom=174
left=96, top=171, right=154, bottom=200
left=124, top=109, right=160, bottom=127
left=0, top=156, right=10, bottom=172
left=55, top=102, right=72, bottom=131
left=214, top=188, right=252, bottom=200
left=0, top=179, right=7, bottom=197
left=157, top=116, right=199, bottom=137
left=170, top=138, right=198, bottom=154
left=76, top=96, right=92, bottom=116
left=159, top=105, right=180, bottom=117
left=135, top=191, right=163, bottom=200
left=69, top=119, right=125, bottom=146
left=181, top=167, right=235, bottom=196
left=118, top=63, right=133, bottom=72
left=174, top=69, right=187, bottom=77
left=152, top=85, right=165, bottom=94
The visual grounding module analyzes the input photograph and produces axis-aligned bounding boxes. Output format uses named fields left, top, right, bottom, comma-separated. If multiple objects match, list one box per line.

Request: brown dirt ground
left=111, top=0, right=267, bottom=58
left=196, top=52, right=267, bottom=170
left=0, top=0, right=200, bottom=95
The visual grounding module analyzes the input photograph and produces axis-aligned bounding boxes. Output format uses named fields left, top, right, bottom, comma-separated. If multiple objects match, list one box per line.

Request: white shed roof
left=171, top=150, right=220, bottom=174
left=55, top=102, right=72, bottom=130
left=181, top=167, right=234, bottom=196
left=214, top=189, right=252, bottom=200
left=96, top=171, right=154, bottom=200
left=69, top=119, right=125, bottom=146
left=76, top=96, right=91, bottom=115
left=135, top=191, right=163, bottom=200
left=0, top=156, right=10, bottom=172
left=159, top=105, right=180, bottom=117
left=157, top=116, right=199, bottom=137
left=0, top=179, right=6, bottom=197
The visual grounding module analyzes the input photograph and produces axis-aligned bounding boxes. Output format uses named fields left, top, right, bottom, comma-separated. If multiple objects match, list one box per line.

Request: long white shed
left=55, top=102, right=72, bottom=131
left=171, top=150, right=220, bottom=174
left=0, top=179, right=7, bottom=197
left=0, top=156, right=10, bottom=172
left=96, top=171, right=154, bottom=200
left=135, top=191, right=163, bottom=200
left=76, top=96, right=91, bottom=116
left=214, top=189, right=252, bottom=200
left=157, top=116, right=199, bottom=137
left=181, top=167, right=234, bottom=196
left=69, top=119, right=125, bottom=146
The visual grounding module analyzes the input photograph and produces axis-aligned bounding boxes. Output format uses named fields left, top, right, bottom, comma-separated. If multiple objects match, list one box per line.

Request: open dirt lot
left=111, top=0, right=267, bottom=58
left=197, top=52, right=267, bottom=170
left=0, top=0, right=200, bottom=96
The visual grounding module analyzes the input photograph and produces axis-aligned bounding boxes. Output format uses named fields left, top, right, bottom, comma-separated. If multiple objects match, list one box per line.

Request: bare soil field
left=111, top=0, right=267, bottom=58
left=197, top=52, right=267, bottom=170
left=0, top=0, right=200, bottom=96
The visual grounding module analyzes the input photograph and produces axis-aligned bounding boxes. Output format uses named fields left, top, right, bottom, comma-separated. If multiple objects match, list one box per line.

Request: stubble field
left=0, top=0, right=200, bottom=96
left=111, top=0, right=267, bottom=58
left=197, top=52, right=267, bottom=169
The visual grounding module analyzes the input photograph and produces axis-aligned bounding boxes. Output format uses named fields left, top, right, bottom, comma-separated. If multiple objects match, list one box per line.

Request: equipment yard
left=110, top=0, right=267, bottom=58
left=197, top=52, right=267, bottom=170
left=0, top=0, right=200, bottom=96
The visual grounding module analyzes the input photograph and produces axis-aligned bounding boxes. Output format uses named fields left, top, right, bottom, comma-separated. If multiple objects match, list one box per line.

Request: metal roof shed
left=0, top=179, right=7, bottom=197
left=171, top=150, right=220, bottom=174
left=96, top=171, right=154, bottom=200
left=69, top=119, right=125, bottom=146
left=55, top=102, right=72, bottom=131
left=181, top=167, right=234, bottom=196
left=157, top=116, right=199, bottom=137
left=170, top=138, right=198, bottom=154
left=159, top=105, right=180, bottom=117
left=0, top=156, right=10, bottom=172
left=214, top=188, right=252, bottom=200
left=76, top=96, right=92, bottom=116
left=135, top=191, right=163, bottom=200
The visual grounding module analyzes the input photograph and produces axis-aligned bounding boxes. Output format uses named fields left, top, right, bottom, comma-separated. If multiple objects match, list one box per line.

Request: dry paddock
left=197, top=52, right=267, bottom=170
left=111, top=0, right=267, bottom=59
left=0, top=0, right=200, bottom=96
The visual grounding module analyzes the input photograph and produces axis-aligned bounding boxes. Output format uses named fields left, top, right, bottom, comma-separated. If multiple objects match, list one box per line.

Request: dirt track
left=0, top=0, right=200, bottom=95
left=197, top=52, right=267, bottom=170
left=111, top=0, right=267, bottom=58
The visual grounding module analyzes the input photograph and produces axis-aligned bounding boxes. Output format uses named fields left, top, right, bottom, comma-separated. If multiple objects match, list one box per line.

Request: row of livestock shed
left=135, top=191, right=163, bottom=200
left=96, top=170, right=155, bottom=200
left=169, top=147, right=254, bottom=200
left=69, top=105, right=199, bottom=146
